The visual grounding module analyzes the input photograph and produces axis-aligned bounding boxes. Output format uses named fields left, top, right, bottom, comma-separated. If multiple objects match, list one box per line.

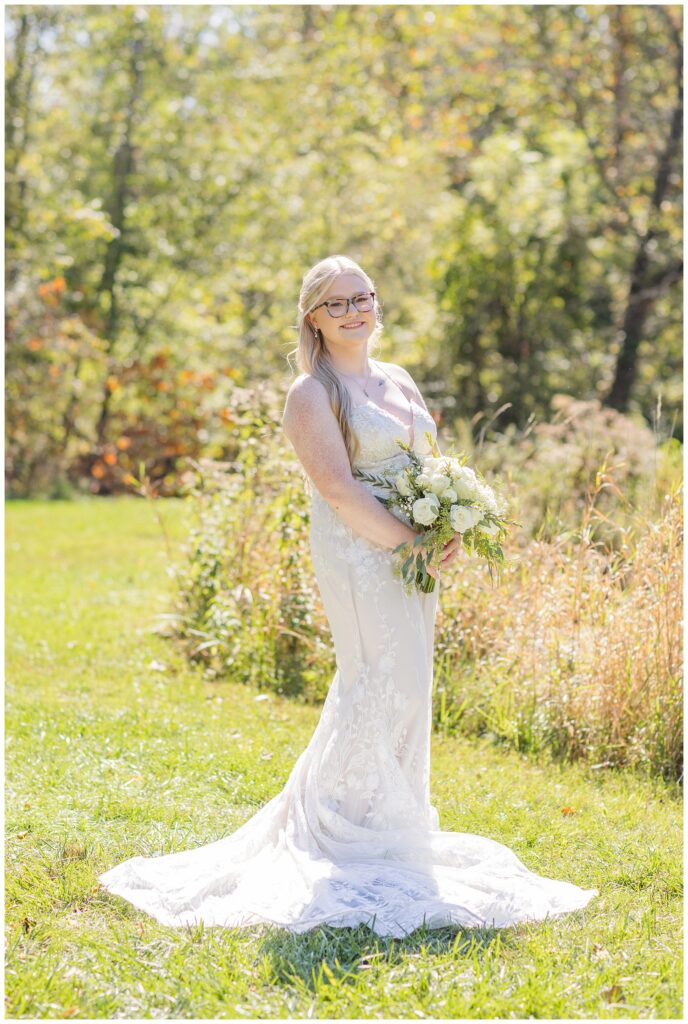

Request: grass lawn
left=5, top=496, right=683, bottom=1019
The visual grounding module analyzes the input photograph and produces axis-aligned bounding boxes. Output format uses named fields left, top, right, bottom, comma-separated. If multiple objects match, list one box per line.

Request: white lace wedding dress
left=98, top=394, right=599, bottom=937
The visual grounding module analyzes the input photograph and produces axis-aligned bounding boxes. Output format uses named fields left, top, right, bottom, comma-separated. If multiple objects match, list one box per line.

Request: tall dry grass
left=434, top=477, right=682, bottom=782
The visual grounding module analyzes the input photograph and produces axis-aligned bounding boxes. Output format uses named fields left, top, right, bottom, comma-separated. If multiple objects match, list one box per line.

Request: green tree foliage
left=5, top=4, right=682, bottom=496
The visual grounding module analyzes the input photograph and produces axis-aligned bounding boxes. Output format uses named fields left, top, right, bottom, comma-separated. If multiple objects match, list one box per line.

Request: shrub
left=466, top=393, right=669, bottom=546
left=172, top=382, right=333, bottom=702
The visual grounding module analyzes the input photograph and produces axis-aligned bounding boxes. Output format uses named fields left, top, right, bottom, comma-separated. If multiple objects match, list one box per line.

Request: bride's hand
left=427, top=536, right=462, bottom=579
left=440, top=535, right=462, bottom=567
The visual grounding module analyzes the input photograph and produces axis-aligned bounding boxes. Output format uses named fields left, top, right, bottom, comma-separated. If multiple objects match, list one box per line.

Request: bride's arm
left=282, top=375, right=419, bottom=551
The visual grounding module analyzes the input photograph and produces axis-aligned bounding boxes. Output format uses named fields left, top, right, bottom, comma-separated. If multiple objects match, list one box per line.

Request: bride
left=98, top=254, right=598, bottom=937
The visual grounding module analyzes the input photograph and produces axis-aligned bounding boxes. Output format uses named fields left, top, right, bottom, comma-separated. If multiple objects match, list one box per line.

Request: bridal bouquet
left=353, top=431, right=515, bottom=594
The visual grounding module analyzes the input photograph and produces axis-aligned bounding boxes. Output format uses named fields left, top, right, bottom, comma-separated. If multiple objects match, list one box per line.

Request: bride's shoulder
left=282, top=373, right=330, bottom=429
left=377, top=360, right=423, bottom=401
left=377, top=359, right=411, bottom=383
left=287, top=372, right=328, bottom=400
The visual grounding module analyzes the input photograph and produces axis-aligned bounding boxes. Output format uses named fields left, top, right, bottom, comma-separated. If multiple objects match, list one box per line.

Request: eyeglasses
left=310, top=291, right=375, bottom=319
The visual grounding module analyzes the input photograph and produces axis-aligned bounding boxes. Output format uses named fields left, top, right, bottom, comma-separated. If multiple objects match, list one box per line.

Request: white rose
left=394, top=471, right=412, bottom=497
left=478, top=518, right=500, bottom=536
left=450, top=503, right=482, bottom=533
left=416, top=472, right=432, bottom=489
left=427, top=472, right=452, bottom=496
left=442, top=486, right=458, bottom=503
left=412, top=494, right=440, bottom=525
left=453, top=475, right=480, bottom=501
left=452, top=465, right=477, bottom=488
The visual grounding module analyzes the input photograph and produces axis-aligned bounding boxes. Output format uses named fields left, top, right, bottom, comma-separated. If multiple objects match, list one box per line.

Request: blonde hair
left=286, top=254, right=384, bottom=467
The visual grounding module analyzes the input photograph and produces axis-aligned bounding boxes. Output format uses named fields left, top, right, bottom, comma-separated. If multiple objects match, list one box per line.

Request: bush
left=172, top=382, right=333, bottom=702
left=462, top=393, right=668, bottom=546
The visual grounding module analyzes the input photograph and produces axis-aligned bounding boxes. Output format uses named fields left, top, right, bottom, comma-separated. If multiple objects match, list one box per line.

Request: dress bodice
left=307, top=400, right=437, bottom=535
left=350, top=398, right=437, bottom=471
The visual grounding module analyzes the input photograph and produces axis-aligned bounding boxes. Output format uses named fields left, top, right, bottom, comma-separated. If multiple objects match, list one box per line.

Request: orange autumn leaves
left=37, top=276, right=66, bottom=302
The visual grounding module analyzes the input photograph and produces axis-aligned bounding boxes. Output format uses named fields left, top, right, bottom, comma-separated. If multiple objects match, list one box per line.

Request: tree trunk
left=605, top=38, right=682, bottom=411
left=94, top=36, right=143, bottom=449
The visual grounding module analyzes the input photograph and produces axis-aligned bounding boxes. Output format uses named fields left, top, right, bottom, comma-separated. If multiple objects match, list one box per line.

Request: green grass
left=5, top=496, right=683, bottom=1019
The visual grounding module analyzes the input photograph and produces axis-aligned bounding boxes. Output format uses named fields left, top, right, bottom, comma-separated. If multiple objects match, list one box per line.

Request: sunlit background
left=5, top=3, right=682, bottom=498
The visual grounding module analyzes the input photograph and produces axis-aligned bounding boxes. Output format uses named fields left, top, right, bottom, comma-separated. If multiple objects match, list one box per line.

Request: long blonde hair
left=286, top=254, right=384, bottom=467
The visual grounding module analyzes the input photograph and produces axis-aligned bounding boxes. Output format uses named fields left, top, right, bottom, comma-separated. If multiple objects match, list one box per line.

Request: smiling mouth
left=341, top=322, right=364, bottom=329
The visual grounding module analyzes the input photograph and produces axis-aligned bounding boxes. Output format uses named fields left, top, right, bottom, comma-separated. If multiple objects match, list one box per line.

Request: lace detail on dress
left=97, top=390, right=599, bottom=937
left=304, top=404, right=439, bottom=836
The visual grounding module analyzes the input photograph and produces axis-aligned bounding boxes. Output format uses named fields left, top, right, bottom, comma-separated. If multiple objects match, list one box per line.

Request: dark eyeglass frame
left=310, top=291, right=376, bottom=318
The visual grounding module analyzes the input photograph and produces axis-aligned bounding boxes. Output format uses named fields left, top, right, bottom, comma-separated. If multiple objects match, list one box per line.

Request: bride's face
left=306, top=273, right=376, bottom=353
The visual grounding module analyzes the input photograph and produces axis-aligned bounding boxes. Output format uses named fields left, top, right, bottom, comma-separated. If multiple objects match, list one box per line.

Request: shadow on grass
left=255, top=920, right=513, bottom=990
